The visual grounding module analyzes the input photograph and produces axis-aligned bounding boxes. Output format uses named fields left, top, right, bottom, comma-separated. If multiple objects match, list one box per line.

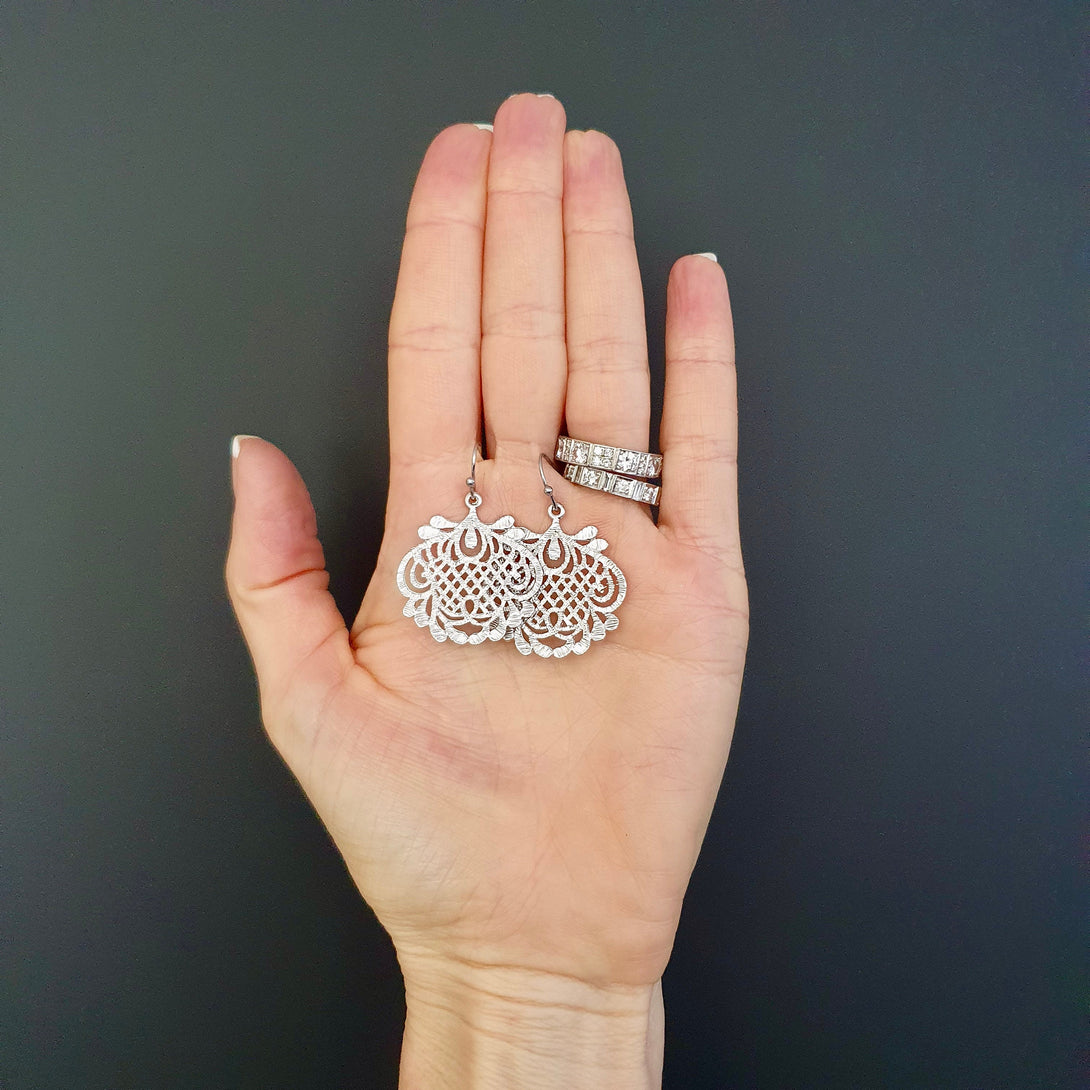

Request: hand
left=226, top=93, right=747, bottom=1089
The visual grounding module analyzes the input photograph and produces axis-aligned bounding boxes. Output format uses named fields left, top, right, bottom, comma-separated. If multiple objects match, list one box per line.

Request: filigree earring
left=396, top=447, right=543, bottom=645
left=508, top=456, right=627, bottom=658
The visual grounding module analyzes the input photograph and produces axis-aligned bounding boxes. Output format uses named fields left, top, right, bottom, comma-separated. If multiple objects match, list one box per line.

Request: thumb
left=225, top=436, right=352, bottom=734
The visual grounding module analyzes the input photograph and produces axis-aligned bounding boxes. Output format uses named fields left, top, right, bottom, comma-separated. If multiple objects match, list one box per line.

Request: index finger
left=387, top=123, right=492, bottom=501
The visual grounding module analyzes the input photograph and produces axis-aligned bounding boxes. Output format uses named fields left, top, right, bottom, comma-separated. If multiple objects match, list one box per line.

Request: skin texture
left=226, top=93, right=747, bottom=1087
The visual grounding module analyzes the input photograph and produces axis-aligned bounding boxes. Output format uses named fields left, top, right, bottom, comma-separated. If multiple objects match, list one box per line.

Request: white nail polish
left=231, top=434, right=259, bottom=459
left=473, top=122, right=493, bottom=131
left=693, top=252, right=718, bottom=263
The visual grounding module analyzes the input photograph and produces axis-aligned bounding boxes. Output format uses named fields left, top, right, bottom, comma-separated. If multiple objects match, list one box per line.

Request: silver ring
left=563, top=463, right=661, bottom=505
left=555, top=436, right=662, bottom=479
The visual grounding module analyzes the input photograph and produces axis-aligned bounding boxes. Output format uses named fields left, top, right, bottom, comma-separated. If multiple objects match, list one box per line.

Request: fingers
left=562, top=130, right=650, bottom=454
left=388, top=122, right=492, bottom=498
left=657, top=255, right=741, bottom=557
left=481, top=93, right=568, bottom=462
left=225, top=437, right=354, bottom=734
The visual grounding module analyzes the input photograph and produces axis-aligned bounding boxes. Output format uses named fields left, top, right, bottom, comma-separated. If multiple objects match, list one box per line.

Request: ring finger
left=562, top=129, right=650, bottom=456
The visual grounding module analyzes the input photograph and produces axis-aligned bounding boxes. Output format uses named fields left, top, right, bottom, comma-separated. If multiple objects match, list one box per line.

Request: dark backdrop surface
left=3, top=3, right=1083, bottom=1087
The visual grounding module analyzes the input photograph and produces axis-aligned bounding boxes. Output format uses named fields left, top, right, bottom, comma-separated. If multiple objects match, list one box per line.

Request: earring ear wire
left=538, top=453, right=562, bottom=516
left=467, top=444, right=480, bottom=493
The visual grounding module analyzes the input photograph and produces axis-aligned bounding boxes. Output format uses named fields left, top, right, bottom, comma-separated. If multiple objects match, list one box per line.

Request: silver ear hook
left=466, top=444, right=482, bottom=507
left=539, top=453, right=563, bottom=517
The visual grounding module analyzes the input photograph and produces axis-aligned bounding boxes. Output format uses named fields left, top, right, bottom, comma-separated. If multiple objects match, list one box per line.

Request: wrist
left=397, top=954, right=664, bottom=1090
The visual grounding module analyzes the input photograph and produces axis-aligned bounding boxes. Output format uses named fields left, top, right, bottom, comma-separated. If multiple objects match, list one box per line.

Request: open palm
left=226, top=95, right=747, bottom=1007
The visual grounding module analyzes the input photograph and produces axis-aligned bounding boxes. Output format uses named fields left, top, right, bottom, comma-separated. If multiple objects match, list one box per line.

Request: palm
left=227, top=96, right=746, bottom=991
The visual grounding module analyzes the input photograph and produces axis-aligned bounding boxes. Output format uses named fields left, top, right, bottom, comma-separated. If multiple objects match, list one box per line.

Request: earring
left=396, top=446, right=543, bottom=645
left=507, top=455, right=627, bottom=658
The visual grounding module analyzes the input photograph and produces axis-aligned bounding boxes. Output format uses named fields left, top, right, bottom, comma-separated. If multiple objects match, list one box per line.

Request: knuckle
left=568, top=331, right=647, bottom=370
left=671, top=340, right=736, bottom=368
left=404, top=212, right=483, bottom=236
left=486, top=178, right=563, bottom=203
left=565, top=222, right=634, bottom=243
left=482, top=299, right=565, bottom=340
left=389, top=323, right=480, bottom=354
left=665, top=434, right=738, bottom=465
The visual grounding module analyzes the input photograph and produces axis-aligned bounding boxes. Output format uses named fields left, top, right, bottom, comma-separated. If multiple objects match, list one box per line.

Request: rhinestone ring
left=562, top=463, right=661, bottom=505
left=555, top=436, right=662, bottom=478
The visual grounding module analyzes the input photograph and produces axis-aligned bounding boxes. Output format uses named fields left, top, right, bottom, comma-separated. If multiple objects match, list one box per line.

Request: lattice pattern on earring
left=396, top=449, right=543, bottom=644
left=506, top=456, right=627, bottom=658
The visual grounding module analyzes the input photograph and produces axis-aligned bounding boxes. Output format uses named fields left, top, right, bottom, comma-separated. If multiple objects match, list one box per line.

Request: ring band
left=555, top=436, right=662, bottom=479
left=563, top=463, right=661, bottom=505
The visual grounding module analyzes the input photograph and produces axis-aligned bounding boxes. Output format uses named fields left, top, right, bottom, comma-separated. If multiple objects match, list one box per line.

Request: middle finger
left=481, top=93, right=568, bottom=464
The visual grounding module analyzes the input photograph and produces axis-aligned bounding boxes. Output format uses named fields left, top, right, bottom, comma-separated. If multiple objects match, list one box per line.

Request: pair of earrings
left=396, top=449, right=627, bottom=658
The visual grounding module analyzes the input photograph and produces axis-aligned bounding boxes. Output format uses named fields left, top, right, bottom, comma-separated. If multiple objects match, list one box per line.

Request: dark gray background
left=3, top=2, right=1083, bottom=1087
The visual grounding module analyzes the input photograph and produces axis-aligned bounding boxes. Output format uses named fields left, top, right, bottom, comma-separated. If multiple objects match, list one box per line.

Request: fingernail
left=231, top=434, right=259, bottom=459
left=693, top=252, right=718, bottom=263
left=535, top=92, right=556, bottom=99
left=473, top=122, right=493, bottom=131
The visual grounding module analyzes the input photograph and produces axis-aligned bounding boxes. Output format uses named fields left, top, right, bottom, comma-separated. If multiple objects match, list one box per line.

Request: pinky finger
left=657, top=254, right=741, bottom=559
